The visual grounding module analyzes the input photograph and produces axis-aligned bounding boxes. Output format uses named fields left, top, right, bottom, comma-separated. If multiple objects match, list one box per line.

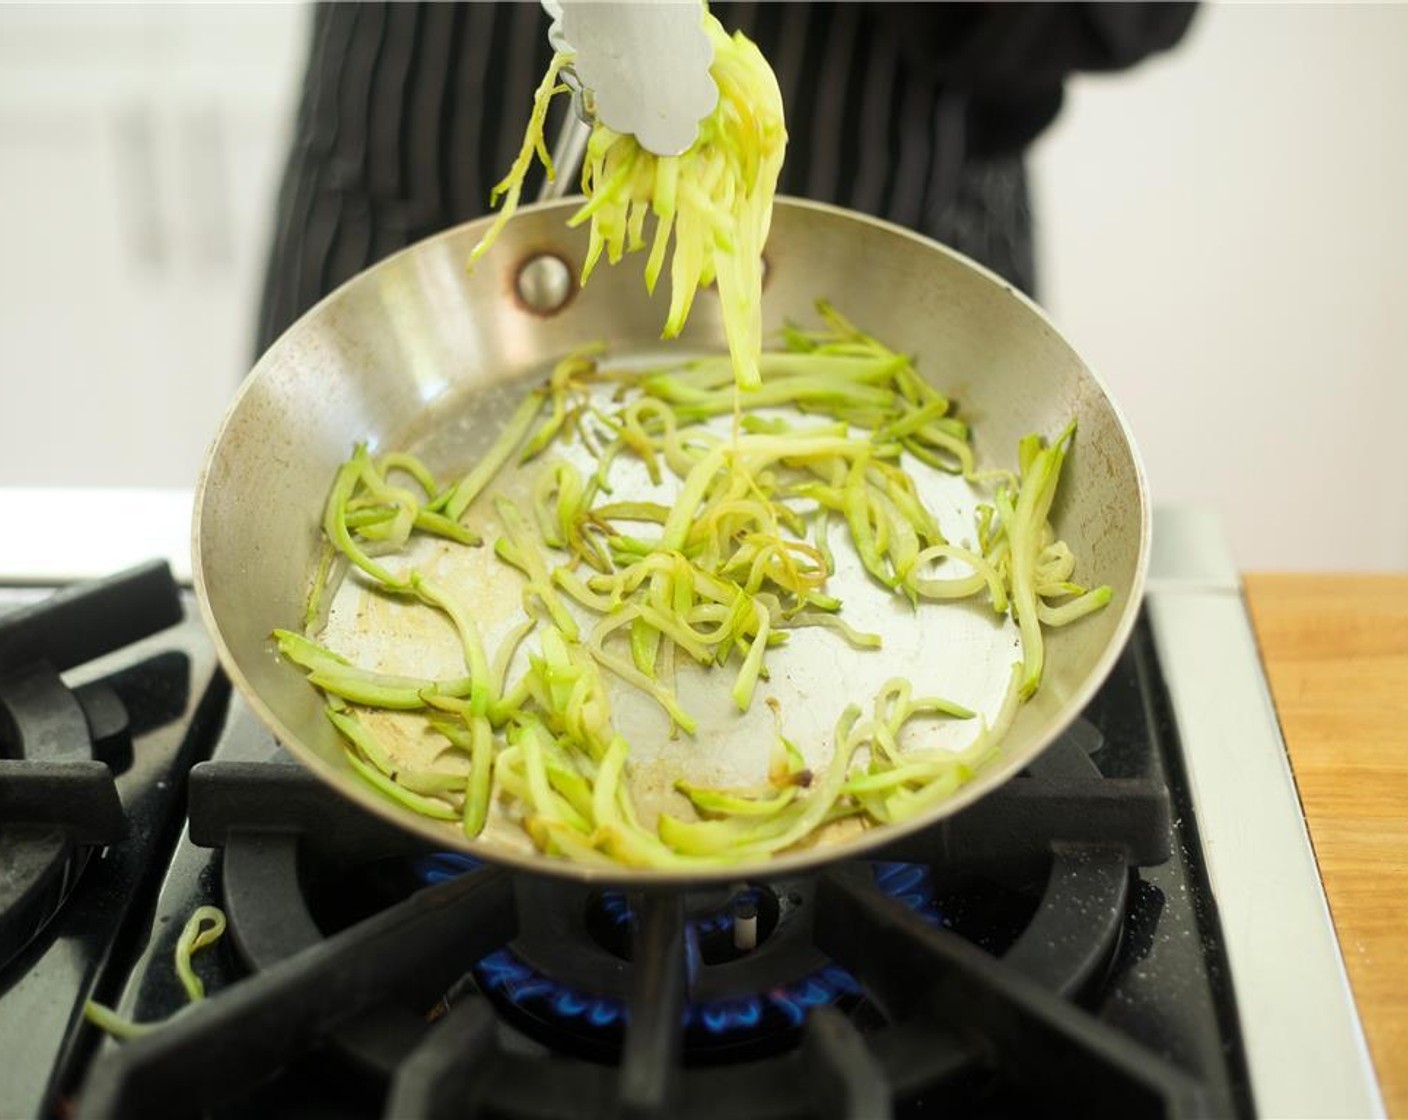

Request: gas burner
left=80, top=830, right=1209, bottom=1120
left=302, top=850, right=872, bottom=1063
left=286, top=841, right=1050, bottom=1071
left=74, top=703, right=1218, bottom=1120
left=413, top=857, right=942, bottom=1061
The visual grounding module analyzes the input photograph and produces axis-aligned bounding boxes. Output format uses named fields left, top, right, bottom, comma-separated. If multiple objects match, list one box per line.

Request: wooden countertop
left=1243, top=574, right=1408, bottom=1118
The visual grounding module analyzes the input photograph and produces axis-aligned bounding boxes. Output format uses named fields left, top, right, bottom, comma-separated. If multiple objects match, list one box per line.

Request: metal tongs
left=538, top=0, right=719, bottom=201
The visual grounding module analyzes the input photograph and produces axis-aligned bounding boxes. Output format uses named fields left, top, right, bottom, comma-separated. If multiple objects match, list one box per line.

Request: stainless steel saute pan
left=192, top=197, right=1149, bottom=884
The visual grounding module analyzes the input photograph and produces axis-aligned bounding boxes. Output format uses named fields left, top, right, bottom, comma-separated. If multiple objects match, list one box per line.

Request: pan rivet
left=516, top=254, right=573, bottom=315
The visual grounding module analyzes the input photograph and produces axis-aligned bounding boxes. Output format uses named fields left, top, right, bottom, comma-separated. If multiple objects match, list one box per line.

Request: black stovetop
left=0, top=562, right=1251, bottom=1119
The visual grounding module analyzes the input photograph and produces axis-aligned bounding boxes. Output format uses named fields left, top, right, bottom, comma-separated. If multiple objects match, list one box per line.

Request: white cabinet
left=0, top=4, right=309, bottom=488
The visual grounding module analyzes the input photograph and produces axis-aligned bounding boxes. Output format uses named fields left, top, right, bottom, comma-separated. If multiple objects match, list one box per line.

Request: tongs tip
left=544, top=0, right=718, bottom=158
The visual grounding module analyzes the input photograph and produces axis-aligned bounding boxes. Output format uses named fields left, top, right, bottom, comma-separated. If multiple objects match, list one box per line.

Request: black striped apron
left=256, top=1, right=1035, bottom=355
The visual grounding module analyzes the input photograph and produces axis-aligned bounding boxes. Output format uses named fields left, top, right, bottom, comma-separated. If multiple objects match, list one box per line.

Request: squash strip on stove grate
left=74, top=867, right=517, bottom=1120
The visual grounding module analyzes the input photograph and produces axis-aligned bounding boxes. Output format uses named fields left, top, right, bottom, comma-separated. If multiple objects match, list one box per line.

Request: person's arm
left=868, top=2, right=1199, bottom=155
left=874, top=2, right=1198, bottom=92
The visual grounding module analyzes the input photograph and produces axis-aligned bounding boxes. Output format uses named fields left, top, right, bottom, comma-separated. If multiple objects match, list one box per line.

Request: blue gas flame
left=419, top=858, right=940, bottom=1041
left=412, top=852, right=485, bottom=884
left=476, top=947, right=625, bottom=1026
left=872, top=860, right=944, bottom=927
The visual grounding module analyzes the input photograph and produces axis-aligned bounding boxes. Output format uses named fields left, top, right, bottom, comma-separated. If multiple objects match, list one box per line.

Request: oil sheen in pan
left=315, top=361, right=1020, bottom=856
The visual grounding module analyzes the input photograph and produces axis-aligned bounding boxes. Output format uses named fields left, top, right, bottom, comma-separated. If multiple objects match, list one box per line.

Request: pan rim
left=192, top=195, right=1151, bottom=886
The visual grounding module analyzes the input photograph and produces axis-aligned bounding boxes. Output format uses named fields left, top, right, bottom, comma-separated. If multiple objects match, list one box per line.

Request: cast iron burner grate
left=0, top=563, right=224, bottom=1120
left=398, top=855, right=1024, bottom=1064
left=77, top=706, right=1213, bottom=1120
left=313, top=853, right=945, bottom=1063
left=0, top=563, right=184, bottom=971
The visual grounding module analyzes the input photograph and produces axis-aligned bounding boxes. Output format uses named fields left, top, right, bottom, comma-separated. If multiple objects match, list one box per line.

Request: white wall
left=1031, top=2, right=1408, bottom=571
left=0, top=3, right=308, bottom=491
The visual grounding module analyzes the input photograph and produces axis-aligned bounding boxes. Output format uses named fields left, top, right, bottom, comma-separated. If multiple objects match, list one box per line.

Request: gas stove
left=0, top=503, right=1383, bottom=1118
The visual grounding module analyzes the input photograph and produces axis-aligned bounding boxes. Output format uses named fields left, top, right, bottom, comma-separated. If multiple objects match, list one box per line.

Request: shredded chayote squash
left=467, top=13, right=786, bottom=392
left=84, top=906, right=227, bottom=1039
left=278, top=306, right=1112, bottom=868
